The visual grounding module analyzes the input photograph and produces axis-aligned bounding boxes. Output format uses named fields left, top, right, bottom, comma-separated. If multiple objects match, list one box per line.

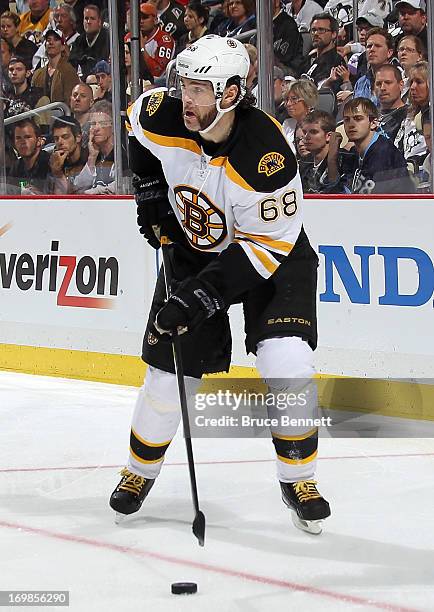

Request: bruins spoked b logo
left=174, top=185, right=227, bottom=250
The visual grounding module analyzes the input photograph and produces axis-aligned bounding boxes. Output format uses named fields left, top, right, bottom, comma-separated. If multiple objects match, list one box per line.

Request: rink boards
left=1, top=194, right=433, bottom=419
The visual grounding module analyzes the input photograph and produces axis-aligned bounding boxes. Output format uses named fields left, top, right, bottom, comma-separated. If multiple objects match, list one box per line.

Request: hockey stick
left=160, top=236, right=206, bottom=547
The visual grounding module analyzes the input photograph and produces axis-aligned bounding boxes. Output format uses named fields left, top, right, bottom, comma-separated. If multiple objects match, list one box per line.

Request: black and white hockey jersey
left=127, top=89, right=305, bottom=303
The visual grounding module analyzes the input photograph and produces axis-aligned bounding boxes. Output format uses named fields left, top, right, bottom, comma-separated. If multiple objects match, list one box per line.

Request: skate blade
left=291, top=511, right=323, bottom=535
left=114, top=512, right=127, bottom=525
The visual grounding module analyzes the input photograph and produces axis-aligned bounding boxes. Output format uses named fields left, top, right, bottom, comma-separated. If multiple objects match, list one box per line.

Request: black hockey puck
left=171, top=582, right=198, bottom=595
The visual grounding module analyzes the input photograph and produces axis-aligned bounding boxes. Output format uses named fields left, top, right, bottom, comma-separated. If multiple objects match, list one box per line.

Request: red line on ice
left=0, top=519, right=422, bottom=612
left=0, top=452, right=433, bottom=474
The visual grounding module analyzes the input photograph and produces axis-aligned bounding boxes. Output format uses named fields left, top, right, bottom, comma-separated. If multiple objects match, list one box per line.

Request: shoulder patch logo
left=258, top=152, right=285, bottom=177
left=227, top=39, right=237, bottom=48
left=146, top=91, right=164, bottom=116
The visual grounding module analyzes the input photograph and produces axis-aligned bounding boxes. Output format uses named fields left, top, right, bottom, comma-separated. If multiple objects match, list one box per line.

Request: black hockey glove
left=155, top=277, right=224, bottom=336
left=133, top=175, right=170, bottom=249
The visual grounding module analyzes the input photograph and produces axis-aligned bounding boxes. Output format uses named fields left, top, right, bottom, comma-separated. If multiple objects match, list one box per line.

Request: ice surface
left=1, top=371, right=434, bottom=612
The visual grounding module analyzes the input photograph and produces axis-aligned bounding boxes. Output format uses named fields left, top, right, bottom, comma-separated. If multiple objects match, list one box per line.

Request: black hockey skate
left=110, top=468, right=155, bottom=523
left=280, top=480, right=331, bottom=535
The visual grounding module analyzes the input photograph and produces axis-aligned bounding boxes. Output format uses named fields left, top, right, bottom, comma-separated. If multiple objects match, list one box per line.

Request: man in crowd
left=69, top=4, right=110, bottom=79
left=374, top=64, right=407, bottom=142
left=70, top=82, right=94, bottom=147
left=353, top=28, right=395, bottom=102
left=18, top=0, right=50, bottom=47
left=138, top=3, right=175, bottom=78
left=31, top=29, right=80, bottom=105
left=93, top=59, right=112, bottom=101
left=62, top=0, right=104, bottom=34
left=299, top=109, right=345, bottom=193
left=5, top=56, right=42, bottom=118
left=341, top=97, right=414, bottom=194
left=49, top=116, right=89, bottom=194
left=32, top=3, right=81, bottom=69
left=148, top=0, right=187, bottom=42
left=303, top=12, right=346, bottom=91
left=395, top=0, right=427, bottom=50
left=74, top=100, right=116, bottom=193
left=9, top=119, right=50, bottom=194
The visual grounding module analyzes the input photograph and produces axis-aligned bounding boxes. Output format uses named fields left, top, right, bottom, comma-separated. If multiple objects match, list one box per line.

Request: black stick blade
left=193, top=510, right=206, bottom=547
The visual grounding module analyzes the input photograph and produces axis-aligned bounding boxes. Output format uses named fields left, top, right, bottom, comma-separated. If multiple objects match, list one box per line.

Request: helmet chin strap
left=199, top=97, right=241, bottom=136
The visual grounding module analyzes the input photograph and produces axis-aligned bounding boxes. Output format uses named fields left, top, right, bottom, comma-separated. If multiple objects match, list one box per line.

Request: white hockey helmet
left=176, top=35, right=250, bottom=102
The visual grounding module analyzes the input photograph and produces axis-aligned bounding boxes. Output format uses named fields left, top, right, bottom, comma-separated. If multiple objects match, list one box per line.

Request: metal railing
left=4, top=102, right=71, bottom=127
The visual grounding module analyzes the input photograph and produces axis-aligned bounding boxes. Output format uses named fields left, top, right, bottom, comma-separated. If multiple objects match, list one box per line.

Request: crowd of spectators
left=0, top=0, right=432, bottom=194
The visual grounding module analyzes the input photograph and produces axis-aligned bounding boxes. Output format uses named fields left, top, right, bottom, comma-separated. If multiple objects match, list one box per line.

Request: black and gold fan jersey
left=127, top=88, right=306, bottom=305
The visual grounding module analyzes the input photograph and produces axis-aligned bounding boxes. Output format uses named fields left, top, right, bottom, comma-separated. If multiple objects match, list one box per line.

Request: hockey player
left=110, top=35, right=331, bottom=534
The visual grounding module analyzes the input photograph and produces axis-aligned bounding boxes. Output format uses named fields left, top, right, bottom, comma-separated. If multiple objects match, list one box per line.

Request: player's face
left=343, top=108, right=374, bottom=143
left=302, top=121, right=329, bottom=155
left=180, top=78, right=218, bottom=132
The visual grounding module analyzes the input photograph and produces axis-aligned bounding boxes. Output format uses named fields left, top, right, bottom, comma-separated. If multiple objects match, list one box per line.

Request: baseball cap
left=45, top=28, right=65, bottom=43
left=140, top=3, right=157, bottom=16
left=395, top=0, right=426, bottom=12
left=94, top=60, right=111, bottom=75
left=356, top=10, right=384, bottom=28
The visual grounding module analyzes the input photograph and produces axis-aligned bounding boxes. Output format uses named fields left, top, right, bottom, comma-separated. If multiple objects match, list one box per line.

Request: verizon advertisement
left=1, top=196, right=434, bottom=377
left=0, top=199, right=152, bottom=354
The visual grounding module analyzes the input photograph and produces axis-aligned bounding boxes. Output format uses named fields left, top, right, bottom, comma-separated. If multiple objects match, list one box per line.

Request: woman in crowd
left=282, top=79, right=319, bottom=150
left=0, top=11, right=38, bottom=69
left=176, top=1, right=209, bottom=55
left=395, top=60, right=429, bottom=168
left=396, top=35, right=426, bottom=101
left=218, top=0, right=256, bottom=37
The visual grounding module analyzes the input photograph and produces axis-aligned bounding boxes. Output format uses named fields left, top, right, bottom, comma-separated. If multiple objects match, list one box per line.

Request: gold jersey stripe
left=266, top=112, right=285, bottom=133
left=131, top=427, right=171, bottom=448
left=245, top=242, right=279, bottom=275
left=142, top=129, right=202, bottom=155
left=235, top=230, right=294, bottom=253
left=225, top=159, right=255, bottom=191
left=129, top=447, right=165, bottom=464
left=271, top=427, right=318, bottom=441
left=277, top=449, right=318, bottom=465
left=209, top=156, right=226, bottom=167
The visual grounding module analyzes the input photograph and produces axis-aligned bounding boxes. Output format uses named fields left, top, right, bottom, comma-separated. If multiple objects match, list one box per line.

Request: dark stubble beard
left=198, top=106, right=218, bottom=131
